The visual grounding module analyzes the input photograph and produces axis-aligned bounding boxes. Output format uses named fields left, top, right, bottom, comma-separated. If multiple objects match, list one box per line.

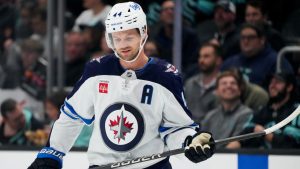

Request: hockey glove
left=183, top=132, right=215, bottom=163
left=28, top=147, right=65, bottom=169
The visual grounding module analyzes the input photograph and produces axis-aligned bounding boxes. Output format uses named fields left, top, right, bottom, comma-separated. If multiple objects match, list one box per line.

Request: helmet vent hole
left=120, top=27, right=123, bottom=29
left=113, top=28, right=115, bottom=30
left=128, top=9, right=131, bottom=12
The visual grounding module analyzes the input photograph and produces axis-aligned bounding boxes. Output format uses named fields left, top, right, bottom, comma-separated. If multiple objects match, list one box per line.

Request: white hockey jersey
left=48, top=55, right=198, bottom=168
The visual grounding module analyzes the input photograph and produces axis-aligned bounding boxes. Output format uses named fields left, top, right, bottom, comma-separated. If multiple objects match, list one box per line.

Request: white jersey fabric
left=48, top=55, right=198, bottom=168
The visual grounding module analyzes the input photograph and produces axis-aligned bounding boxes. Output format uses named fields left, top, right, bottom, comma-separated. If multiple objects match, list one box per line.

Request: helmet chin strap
left=114, top=35, right=148, bottom=63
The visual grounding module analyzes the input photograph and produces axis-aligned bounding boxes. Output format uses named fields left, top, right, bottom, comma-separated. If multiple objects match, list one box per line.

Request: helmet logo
left=130, top=3, right=141, bottom=10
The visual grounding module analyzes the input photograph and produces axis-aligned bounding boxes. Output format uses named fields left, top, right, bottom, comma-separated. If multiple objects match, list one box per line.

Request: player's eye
left=113, top=38, right=121, bottom=42
left=126, top=37, right=134, bottom=41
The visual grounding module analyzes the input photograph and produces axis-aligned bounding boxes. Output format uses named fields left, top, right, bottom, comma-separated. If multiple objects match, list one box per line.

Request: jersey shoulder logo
left=100, top=103, right=144, bottom=151
left=165, top=63, right=178, bottom=74
left=90, top=56, right=102, bottom=63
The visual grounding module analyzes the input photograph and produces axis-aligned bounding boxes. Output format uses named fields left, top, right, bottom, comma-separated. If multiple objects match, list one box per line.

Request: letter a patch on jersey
left=99, top=82, right=108, bottom=93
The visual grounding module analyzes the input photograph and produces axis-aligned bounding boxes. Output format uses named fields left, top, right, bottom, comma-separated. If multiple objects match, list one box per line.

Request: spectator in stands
left=245, top=0, right=285, bottom=52
left=90, top=31, right=113, bottom=59
left=0, top=99, right=44, bottom=145
left=210, top=0, right=240, bottom=60
left=227, top=72, right=300, bottom=149
left=230, top=68, right=269, bottom=112
left=201, top=70, right=253, bottom=148
left=144, top=40, right=159, bottom=58
left=20, top=38, right=46, bottom=100
left=30, top=8, right=47, bottom=45
left=0, top=1, right=18, bottom=87
left=64, top=31, right=88, bottom=86
left=149, top=0, right=199, bottom=74
left=45, top=91, right=93, bottom=148
left=0, top=40, right=21, bottom=89
left=221, top=23, right=293, bottom=87
left=184, top=43, right=222, bottom=124
left=30, top=8, right=61, bottom=58
left=79, top=21, right=105, bottom=58
left=15, top=1, right=34, bottom=40
left=44, top=91, right=68, bottom=124
left=21, top=39, right=44, bottom=74
left=1, top=38, right=45, bottom=95
left=73, top=0, right=111, bottom=32
left=0, top=1, right=16, bottom=54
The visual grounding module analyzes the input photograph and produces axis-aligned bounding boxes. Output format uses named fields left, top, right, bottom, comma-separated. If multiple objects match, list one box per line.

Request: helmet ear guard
left=105, top=2, right=148, bottom=62
left=105, top=32, right=114, bottom=49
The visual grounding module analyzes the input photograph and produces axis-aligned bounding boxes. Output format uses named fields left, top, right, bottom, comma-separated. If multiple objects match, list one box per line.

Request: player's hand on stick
left=28, top=147, right=64, bottom=169
left=183, top=132, right=215, bottom=163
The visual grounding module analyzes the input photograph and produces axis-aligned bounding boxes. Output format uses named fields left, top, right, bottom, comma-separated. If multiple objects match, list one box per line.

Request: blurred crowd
left=0, top=0, right=300, bottom=150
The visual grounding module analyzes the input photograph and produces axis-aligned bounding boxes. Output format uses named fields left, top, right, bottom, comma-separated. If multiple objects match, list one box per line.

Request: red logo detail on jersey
left=109, top=115, right=133, bottom=143
left=99, top=83, right=108, bottom=93
left=165, top=64, right=178, bottom=74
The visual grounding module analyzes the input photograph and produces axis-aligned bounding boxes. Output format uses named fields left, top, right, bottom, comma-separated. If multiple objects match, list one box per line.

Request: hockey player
left=28, top=2, right=215, bottom=169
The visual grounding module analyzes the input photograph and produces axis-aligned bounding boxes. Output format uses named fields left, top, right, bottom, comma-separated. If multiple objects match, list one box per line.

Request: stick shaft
left=215, top=131, right=265, bottom=145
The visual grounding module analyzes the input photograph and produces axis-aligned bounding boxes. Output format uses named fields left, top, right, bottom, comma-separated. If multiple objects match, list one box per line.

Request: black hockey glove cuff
left=28, top=147, right=65, bottom=169
left=183, top=132, right=215, bottom=163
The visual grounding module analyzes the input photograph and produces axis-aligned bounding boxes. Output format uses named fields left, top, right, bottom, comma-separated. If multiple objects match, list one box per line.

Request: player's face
left=111, top=29, right=141, bottom=61
left=216, top=76, right=241, bottom=102
left=245, top=5, right=264, bottom=25
left=240, top=28, right=264, bottom=57
left=198, top=46, right=219, bottom=73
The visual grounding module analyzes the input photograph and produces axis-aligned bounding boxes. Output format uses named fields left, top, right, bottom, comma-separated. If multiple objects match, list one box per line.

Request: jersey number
left=141, top=85, right=153, bottom=105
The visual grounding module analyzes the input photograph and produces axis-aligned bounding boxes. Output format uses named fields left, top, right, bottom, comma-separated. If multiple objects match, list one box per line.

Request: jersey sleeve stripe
left=61, top=105, right=79, bottom=120
left=189, top=123, right=199, bottom=128
left=159, top=123, right=197, bottom=133
left=60, top=105, right=78, bottom=120
left=159, top=126, right=172, bottom=132
left=64, top=101, right=95, bottom=125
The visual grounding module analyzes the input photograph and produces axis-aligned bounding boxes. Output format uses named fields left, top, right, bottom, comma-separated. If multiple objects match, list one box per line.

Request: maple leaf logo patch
left=109, top=105, right=133, bottom=143
left=100, top=103, right=144, bottom=151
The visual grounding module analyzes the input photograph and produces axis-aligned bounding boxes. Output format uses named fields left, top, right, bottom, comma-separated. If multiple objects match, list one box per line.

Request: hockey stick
left=95, top=105, right=300, bottom=169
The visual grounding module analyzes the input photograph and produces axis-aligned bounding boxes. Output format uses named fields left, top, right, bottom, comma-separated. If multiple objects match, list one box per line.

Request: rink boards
left=0, top=151, right=298, bottom=169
